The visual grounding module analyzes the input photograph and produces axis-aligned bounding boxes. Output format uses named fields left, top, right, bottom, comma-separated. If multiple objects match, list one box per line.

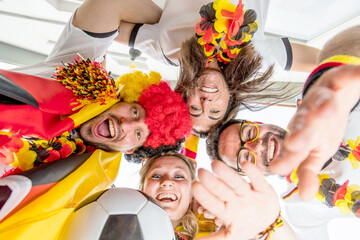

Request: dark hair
left=206, top=119, right=245, bottom=161
left=176, top=38, right=297, bottom=135
left=124, top=138, right=185, bottom=163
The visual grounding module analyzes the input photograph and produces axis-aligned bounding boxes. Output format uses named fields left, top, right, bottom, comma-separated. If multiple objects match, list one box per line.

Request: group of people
left=0, top=0, right=359, bottom=239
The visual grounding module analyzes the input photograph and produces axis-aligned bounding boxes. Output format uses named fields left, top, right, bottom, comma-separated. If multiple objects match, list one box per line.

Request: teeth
left=157, top=193, right=177, bottom=201
left=199, top=86, right=218, bottom=93
left=109, top=120, right=115, bottom=138
left=269, top=140, right=275, bottom=160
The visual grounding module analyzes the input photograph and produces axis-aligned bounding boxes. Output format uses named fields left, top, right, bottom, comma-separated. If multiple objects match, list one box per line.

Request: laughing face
left=79, top=102, right=149, bottom=152
left=218, top=122, right=286, bottom=174
left=186, top=67, right=231, bottom=133
left=142, top=156, right=193, bottom=227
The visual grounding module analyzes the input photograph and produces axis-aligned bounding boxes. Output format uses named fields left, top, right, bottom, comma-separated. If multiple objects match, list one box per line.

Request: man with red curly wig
left=0, top=0, right=191, bottom=169
left=0, top=68, right=192, bottom=173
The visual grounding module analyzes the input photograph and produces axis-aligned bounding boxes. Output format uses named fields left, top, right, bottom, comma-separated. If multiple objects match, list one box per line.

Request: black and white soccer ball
left=63, top=187, right=175, bottom=240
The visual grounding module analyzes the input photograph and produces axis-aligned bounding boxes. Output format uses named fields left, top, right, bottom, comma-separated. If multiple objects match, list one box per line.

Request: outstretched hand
left=192, top=160, right=279, bottom=240
left=270, top=65, right=360, bottom=201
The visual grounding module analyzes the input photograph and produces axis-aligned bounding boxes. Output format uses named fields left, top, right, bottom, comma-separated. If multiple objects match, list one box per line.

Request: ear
left=123, top=148, right=136, bottom=154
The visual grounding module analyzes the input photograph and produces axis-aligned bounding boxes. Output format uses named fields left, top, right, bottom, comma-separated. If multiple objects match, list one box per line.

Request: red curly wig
left=139, top=81, right=192, bottom=148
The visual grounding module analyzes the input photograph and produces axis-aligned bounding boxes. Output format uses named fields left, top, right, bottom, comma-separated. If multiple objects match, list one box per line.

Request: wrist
left=256, top=213, right=283, bottom=240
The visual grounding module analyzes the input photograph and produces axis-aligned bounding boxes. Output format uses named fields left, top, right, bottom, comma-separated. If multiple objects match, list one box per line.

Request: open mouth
left=268, top=137, right=279, bottom=163
left=156, top=193, right=178, bottom=202
left=199, top=86, right=218, bottom=93
left=93, top=118, right=116, bottom=139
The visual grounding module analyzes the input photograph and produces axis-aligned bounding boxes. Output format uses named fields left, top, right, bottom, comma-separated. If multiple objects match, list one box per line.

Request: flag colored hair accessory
left=54, top=55, right=119, bottom=111
left=139, top=81, right=192, bottom=148
left=195, top=0, right=258, bottom=69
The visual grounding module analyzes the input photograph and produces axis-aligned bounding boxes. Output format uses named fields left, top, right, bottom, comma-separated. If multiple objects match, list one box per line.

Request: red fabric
left=180, top=148, right=197, bottom=160
left=303, top=62, right=344, bottom=91
left=0, top=70, right=75, bottom=114
left=0, top=104, right=75, bottom=140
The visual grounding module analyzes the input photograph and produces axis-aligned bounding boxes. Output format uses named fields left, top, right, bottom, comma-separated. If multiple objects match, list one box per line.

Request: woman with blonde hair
left=139, top=151, right=199, bottom=240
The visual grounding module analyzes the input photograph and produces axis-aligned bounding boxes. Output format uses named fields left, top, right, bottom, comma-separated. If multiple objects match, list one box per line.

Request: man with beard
left=205, top=24, right=360, bottom=240
left=206, top=119, right=287, bottom=175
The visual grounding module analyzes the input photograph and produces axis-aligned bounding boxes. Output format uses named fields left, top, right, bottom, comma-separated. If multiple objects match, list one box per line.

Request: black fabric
left=303, top=67, right=332, bottom=97
left=303, top=66, right=360, bottom=112
left=100, top=215, right=144, bottom=240
left=129, top=23, right=144, bottom=48
left=83, top=29, right=118, bottom=38
left=0, top=186, right=12, bottom=211
left=0, top=94, right=26, bottom=105
left=19, top=152, right=92, bottom=186
left=0, top=73, right=39, bottom=108
left=282, top=37, right=292, bottom=71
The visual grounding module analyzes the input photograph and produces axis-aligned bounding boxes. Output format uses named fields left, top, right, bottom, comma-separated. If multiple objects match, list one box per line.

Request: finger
left=192, top=181, right=227, bottom=221
left=296, top=154, right=324, bottom=201
left=203, top=210, right=216, bottom=219
left=198, top=205, right=204, bottom=214
left=270, top=104, right=327, bottom=175
left=215, top=218, right=223, bottom=227
left=270, top=146, right=309, bottom=176
left=211, top=160, right=251, bottom=195
left=197, top=168, right=237, bottom=201
left=241, top=161, right=271, bottom=191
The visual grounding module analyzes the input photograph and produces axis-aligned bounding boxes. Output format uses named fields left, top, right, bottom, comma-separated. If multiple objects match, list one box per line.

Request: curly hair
left=139, top=81, right=192, bottom=148
left=116, top=70, right=161, bottom=103
left=206, top=119, right=244, bottom=161
left=124, top=137, right=185, bottom=163
left=139, top=151, right=198, bottom=240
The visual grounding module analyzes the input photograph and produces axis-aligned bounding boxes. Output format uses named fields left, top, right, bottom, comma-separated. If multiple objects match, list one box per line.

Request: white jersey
left=13, top=13, right=118, bottom=79
left=134, top=0, right=292, bottom=70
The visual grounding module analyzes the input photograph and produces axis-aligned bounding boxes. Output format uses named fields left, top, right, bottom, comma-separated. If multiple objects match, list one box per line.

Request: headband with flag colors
left=195, top=0, right=258, bottom=68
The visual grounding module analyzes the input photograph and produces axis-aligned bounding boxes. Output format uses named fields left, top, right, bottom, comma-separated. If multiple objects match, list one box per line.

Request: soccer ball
left=63, top=187, right=175, bottom=240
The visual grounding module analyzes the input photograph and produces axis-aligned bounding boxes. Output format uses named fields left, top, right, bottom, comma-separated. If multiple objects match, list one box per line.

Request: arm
left=290, top=42, right=320, bottom=72
left=73, top=0, right=161, bottom=33
left=192, top=160, right=296, bottom=240
left=270, top=25, right=360, bottom=200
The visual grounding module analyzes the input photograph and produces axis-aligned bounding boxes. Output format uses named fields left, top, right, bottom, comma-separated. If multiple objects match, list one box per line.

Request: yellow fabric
left=183, top=134, right=200, bottom=154
left=320, top=55, right=360, bottom=65
left=68, top=98, right=119, bottom=127
left=0, top=150, right=121, bottom=240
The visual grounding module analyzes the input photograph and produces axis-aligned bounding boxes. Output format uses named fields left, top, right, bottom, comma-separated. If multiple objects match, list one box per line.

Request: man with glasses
left=207, top=119, right=286, bottom=175
left=204, top=24, right=360, bottom=240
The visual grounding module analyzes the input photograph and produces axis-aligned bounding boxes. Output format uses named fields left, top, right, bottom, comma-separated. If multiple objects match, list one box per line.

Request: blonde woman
left=139, top=152, right=199, bottom=240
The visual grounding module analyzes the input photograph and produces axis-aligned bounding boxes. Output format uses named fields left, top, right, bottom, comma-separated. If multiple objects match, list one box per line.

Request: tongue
left=97, top=120, right=110, bottom=137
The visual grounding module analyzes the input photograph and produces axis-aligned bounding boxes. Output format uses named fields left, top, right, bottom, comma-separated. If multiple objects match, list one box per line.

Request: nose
left=160, top=176, right=174, bottom=187
left=119, top=119, right=139, bottom=134
left=244, top=139, right=263, bottom=156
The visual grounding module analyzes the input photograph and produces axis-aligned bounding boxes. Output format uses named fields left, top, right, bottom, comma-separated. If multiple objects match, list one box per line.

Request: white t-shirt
left=134, top=0, right=292, bottom=70
left=13, top=13, right=118, bottom=79
left=283, top=109, right=360, bottom=240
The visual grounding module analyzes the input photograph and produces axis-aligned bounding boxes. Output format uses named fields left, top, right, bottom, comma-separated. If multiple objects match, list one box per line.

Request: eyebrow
left=190, top=113, right=201, bottom=118
left=151, top=166, right=188, bottom=171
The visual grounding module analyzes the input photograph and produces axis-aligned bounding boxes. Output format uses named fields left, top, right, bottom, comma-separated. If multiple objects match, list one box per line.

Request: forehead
left=110, top=101, right=142, bottom=110
left=149, top=156, right=190, bottom=172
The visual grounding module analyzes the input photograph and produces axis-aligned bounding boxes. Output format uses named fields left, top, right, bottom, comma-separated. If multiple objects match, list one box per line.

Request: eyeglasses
left=236, top=120, right=259, bottom=175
